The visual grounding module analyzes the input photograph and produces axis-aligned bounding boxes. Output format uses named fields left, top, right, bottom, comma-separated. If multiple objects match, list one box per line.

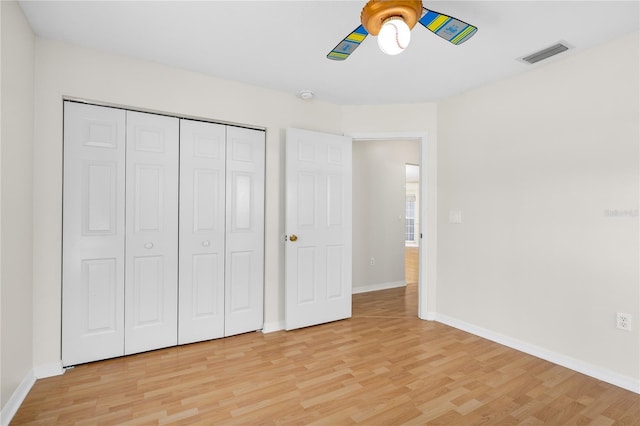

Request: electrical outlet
left=616, top=313, right=631, bottom=331
left=370, top=257, right=375, bottom=266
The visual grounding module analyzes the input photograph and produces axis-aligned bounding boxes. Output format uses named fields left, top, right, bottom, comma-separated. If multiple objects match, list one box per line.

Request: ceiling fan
left=327, top=0, right=478, bottom=60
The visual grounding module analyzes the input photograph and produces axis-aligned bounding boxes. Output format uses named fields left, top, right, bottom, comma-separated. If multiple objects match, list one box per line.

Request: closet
left=62, top=101, right=265, bottom=366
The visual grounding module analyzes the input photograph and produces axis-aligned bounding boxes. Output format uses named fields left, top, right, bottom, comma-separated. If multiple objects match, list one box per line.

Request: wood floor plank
left=11, top=283, right=640, bottom=425
left=405, top=246, right=419, bottom=284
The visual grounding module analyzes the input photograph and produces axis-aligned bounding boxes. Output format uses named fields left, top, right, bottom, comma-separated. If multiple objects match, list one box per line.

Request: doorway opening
left=351, top=133, right=431, bottom=320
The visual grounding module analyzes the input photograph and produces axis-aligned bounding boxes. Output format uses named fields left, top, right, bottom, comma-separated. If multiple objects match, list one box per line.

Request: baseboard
left=352, top=281, right=406, bottom=294
left=422, top=311, right=437, bottom=321
left=262, top=320, right=285, bottom=333
left=435, top=313, right=640, bottom=394
left=34, top=360, right=64, bottom=379
left=0, top=369, right=36, bottom=426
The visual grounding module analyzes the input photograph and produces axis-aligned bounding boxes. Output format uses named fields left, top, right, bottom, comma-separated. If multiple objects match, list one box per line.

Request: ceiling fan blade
left=419, top=9, right=478, bottom=45
left=327, top=25, right=369, bottom=61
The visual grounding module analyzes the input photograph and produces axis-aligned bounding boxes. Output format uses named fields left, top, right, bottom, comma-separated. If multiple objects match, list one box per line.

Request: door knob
left=144, top=242, right=154, bottom=249
left=289, top=234, right=298, bottom=242
left=202, top=240, right=210, bottom=247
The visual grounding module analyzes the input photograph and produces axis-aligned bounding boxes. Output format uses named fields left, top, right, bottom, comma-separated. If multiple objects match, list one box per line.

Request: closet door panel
left=125, top=111, right=179, bottom=355
left=225, top=127, right=265, bottom=336
left=62, top=102, right=126, bottom=366
left=178, top=120, right=226, bottom=344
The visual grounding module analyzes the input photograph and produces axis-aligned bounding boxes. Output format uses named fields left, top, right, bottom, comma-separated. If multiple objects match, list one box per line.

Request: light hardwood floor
left=405, top=246, right=419, bottom=285
left=12, top=284, right=639, bottom=425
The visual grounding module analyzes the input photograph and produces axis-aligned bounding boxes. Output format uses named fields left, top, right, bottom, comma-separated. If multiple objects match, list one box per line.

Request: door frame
left=348, top=132, right=435, bottom=321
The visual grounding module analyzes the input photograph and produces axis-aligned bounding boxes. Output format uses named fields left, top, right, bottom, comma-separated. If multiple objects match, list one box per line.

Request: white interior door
left=178, top=119, right=226, bottom=344
left=125, top=111, right=179, bottom=355
left=62, top=102, right=126, bottom=366
left=285, top=128, right=352, bottom=330
left=224, top=126, right=265, bottom=336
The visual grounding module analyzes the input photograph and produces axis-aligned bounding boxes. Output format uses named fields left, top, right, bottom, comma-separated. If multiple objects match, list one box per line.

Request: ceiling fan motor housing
left=361, top=0, right=423, bottom=35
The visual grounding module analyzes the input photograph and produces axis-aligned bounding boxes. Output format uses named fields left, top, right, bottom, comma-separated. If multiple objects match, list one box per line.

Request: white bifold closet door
left=179, top=121, right=265, bottom=343
left=124, top=111, right=179, bottom=355
left=178, top=120, right=226, bottom=344
left=62, top=102, right=126, bottom=366
left=223, top=126, right=265, bottom=337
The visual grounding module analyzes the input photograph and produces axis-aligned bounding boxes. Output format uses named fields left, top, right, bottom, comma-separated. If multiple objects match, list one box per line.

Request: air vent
left=521, top=42, right=570, bottom=64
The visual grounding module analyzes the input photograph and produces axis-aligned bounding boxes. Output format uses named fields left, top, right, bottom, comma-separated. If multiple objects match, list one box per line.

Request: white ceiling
left=19, top=1, right=639, bottom=105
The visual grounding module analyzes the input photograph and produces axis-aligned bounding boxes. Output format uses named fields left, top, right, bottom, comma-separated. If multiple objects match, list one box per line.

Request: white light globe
left=377, top=17, right=411, bottom=55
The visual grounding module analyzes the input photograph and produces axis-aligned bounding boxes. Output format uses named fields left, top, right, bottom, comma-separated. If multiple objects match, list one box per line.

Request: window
left=405, top=194, right=416, bottom=242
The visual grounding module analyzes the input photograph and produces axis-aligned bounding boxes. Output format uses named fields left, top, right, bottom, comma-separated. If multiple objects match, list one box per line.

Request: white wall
left=32, top=39, right=343, bottom=369
left=437, top=32, right=639, bottom=387
left=0, top=0, right=35, bottom=409
left=1, top=1, right=3, bottom=408
left=352, top=139, right=419, bottom=291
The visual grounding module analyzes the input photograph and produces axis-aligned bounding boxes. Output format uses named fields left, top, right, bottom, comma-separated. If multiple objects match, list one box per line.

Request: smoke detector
left=298, top=90, right=314, bottom=100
